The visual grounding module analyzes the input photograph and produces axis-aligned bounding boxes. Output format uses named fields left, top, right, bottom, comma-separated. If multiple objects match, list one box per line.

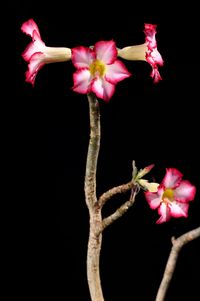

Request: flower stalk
left=85, top=92, right=104, bottom=301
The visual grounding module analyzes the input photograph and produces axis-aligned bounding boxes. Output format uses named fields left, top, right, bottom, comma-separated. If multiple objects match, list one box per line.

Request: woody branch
left=155, top=226, right=200, bottom=301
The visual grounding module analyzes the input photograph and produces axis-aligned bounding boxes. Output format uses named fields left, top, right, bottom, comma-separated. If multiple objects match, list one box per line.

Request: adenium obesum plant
left=21, top=19, right=200, bottom=301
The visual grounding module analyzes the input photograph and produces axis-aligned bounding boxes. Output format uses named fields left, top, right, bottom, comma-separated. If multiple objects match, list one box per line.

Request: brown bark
left=87, top=207, right=104, bottom=301
left=84, top=93, right=137, bottom=301
left=99, top=181, right=134, bottom=208
left=102, top=186, right=137, bottom=230
left=155, top=226, right=200, bottom=301
left=85, top=93, right=105, bottom=301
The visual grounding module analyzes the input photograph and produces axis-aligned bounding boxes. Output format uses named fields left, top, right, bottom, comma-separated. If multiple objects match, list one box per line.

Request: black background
left=14, top=1, right=200, bottom=300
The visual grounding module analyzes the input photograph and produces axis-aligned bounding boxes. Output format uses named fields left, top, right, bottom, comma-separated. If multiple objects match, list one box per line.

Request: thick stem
left=85, top=92, right=101, bottom=207
left=85, top=93, right=104, bottom=301
left=155, top=226, right=200, bottom=301
left=87, top=208, right=104, bottom=301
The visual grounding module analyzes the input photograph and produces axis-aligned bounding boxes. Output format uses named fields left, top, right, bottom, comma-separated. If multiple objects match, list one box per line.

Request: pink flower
left=145, top=168, right=196, bottom=224
left=21, top=19, right=71, bottom=86
left=144, top=23, right=164, bottom=83
left=71, top=40, right=131, bottom=101
left=117, top=23, right=163, bottom=83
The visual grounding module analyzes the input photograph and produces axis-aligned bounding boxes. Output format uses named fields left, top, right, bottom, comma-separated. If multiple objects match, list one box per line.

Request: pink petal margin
left=91, top=78, right=115, bottom=102
left=25, top=52, right=45, bottom=86
left=156, top=203, right=171, bottom=224
left=144, top=23, right=157, bottom=49
left=94, top=40, right=117, bottom=65
left=162, top=168, right=183, bottom=189
left=22, top=41, right=36, bottom=62
left=150, top=68, right=162, bottom=83
left=72, top=47, right=96, bottom=69
left=174, top=180, right=196, bottom=202
left=144, top=23, right=164, bottom=83
left=169, top=201, right=189, bottom=218
left=145, top=186, right=164, bottom=209
left=105, top=60, right=131, bottom=84
left=72, top=68, right=92, bottom=94
left=22, top=31, right=45, bottom=62
left=21, top=19, right=40, bottom=38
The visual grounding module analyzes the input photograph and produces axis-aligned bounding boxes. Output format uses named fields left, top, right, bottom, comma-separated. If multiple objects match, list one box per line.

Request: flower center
left=89, top=60, right=106, bottom=77
left=162, top=188, right=174, bottom=202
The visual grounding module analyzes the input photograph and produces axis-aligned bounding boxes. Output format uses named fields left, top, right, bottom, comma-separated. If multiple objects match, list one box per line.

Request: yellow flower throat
left=162, top=188, right=174, bottom=201
left=89, top=60, right=106, bottom=77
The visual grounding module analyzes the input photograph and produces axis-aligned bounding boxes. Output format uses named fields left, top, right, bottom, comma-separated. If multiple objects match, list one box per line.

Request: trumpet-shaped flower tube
left=71, top=40, right=131, bottom=101
left=145, top=168, right=196, bottom=224
left=118, top=23, right=164, bottom=83
left=21, top=19, right=71, bottom=86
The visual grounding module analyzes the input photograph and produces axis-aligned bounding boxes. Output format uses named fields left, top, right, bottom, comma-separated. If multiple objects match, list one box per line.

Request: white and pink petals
left=72, top=47, right=95, bottom=69
left=22, top=36, right=45, bottom=62
left=150, top=68, right=162, bottom=83
left=144, top=23, right=164, bottom=83
left=72, top=68, right=92, bottom=94
left=146, top=49, right=164, bottom=83
left=105, top=60, right=131, bottom=84
left=145, top=186, right=164, bottom=209
left=21, top=19, right=48, bottom=85
left=144, top=23, right=157, bottom=50
left=169, top=201, right=189, bottom=218
left=146, top=51, right=163, bottom=69
left=21, top=19, right=41, bottom=38
left=150, top=48, right=164, bottom=66
left=145, top=53, right=156, bottom=66
left=156, top=203, right=171, bottom=224
left=91, top=78, right=115, bottom=101
left=95, top=40, right=117, bottom=65
left=22, top=41, right=35, bottom=61
left=162, top=168, right=183, bottom=189
left=25, top=53, right=45, bottom=86
left=174, top=180, right=196, bottom=202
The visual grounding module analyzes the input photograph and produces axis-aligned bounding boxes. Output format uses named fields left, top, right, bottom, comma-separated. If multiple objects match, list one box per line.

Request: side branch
left=84, top=93, right=101, bottom=208
left=155, top=226, right=200, bottom=301
left=102, top=187, right=138, bottom=230
left=98, top=181, right=134, bottom=208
